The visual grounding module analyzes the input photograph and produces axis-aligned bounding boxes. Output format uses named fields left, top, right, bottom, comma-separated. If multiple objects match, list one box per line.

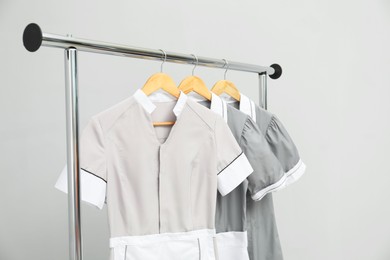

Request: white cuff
left=251, top=173, right=288, bottom=201
left=282, top=159, right=306, bottom=187
left=55, top=166, right=107, bottom=210
left=251, top=159, right=306, bottom=201
left=218, top=153, right=253, bottom=196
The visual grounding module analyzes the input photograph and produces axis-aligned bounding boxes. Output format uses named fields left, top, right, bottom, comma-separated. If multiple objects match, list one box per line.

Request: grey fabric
left=246, top=194, right=283, bottom=260
left=198, top=100, right=285, bottom=235
left=258, top=111, right=300, bottom=172
left=215, top=106, right=250, bottom=232
left=229, top=101, right=302, bottom=260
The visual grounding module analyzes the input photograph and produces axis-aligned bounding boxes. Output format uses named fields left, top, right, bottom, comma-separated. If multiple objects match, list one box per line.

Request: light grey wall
left=1, top=0, right=390, bottom=260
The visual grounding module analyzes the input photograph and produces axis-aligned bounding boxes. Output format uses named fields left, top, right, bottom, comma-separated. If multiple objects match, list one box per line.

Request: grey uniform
left=195, top=93, right=294, bottom=260
left=223, top=94, right=306, bottom=260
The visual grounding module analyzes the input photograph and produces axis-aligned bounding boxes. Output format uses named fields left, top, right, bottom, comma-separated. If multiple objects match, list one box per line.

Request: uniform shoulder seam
left=95, top=98, right=138, bottom=134
left=186, top=102, right=214, bottom=131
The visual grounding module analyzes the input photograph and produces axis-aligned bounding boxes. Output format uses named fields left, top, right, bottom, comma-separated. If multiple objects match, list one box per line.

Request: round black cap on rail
left=23, top=23, right=43, bottom=52
left=269, top=64, right=282, bottom=79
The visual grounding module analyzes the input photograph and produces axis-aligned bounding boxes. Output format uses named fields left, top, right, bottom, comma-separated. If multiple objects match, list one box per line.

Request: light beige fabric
left=55, top=90, right=253, bottom=260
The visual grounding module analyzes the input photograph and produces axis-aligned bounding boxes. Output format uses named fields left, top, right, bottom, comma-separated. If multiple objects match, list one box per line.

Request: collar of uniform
left=220, top=93, right=237, bottom=104
left=172, top=91, right=188, bottom=117
left=186, top=92, right=227, bottom=122
left=133, top=89, right=188, bottom=117
left=186, top=92, right=207, bottom=102
left=239, top=93, right=257, bottom=122
left=238, top=93, right=252, bottom=117
left=210, top=93, right=228, bottom=122
left=220, top=93, right=256, bottom=122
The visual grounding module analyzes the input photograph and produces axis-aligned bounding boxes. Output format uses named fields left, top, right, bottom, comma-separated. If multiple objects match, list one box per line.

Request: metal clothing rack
left=22, top=23, right=282, bottom=260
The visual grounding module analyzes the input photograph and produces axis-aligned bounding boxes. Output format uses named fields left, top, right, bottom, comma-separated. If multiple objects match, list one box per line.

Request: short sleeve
left=266, top=115, right=306, bottom=187
left=55, top=117, right=107, bottom=209
left=215, top=116, right=254, bottom=196
left=240, top=117, right=287, bottom=201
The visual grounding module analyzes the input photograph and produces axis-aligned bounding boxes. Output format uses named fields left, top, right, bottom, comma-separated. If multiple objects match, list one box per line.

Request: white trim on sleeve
left=217, top=153, right=253, bottom=196
left=251, top=159, right=306, bottom=201
left=251, top=174, right=288, bottom=201
left=55, top=166, right=107, bottom=210
left=283, top=159, right=306, bottom=187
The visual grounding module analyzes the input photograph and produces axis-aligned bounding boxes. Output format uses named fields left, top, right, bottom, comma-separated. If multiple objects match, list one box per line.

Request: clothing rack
left=22, top=23, right=283, bottom=260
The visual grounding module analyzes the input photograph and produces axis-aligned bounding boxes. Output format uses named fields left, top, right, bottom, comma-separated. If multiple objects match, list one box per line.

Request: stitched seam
left=186, top=102, right=214, bottom=131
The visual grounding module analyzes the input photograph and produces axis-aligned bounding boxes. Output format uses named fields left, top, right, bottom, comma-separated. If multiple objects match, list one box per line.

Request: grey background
left=1, top=0, right=390, bottom=259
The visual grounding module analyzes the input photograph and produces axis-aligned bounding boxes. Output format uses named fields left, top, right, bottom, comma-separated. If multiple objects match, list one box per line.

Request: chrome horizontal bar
left=23, top=23, right=282, bottom=77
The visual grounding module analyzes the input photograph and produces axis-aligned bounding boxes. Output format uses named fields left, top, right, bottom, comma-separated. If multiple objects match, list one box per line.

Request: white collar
left=210, top=93, right=228, bottom=123
left=186, top=92, right=228, bottom=123
left=133, top=89, right=188, bottom=117
left=239, top=94, right=255, bottom=121
left=220, top=93, right=256, bottom=122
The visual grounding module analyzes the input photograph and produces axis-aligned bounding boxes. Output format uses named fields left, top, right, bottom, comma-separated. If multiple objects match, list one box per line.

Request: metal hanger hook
left=159, top=49, right=167, bottom=72
left=222, top=59, right=229, bottom=80
left=191, top=54, right=199, bottom=76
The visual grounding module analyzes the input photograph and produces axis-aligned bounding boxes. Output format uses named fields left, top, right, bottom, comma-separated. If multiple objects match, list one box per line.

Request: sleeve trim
left=81, top=167, right=107, bottom=183
left=217, top=152, right=243, bottom=175
left=55, top=166, right=107, bottom=210
left=251, top=159, right=306, bottom=201
left=283, top=159, right=306, bottom=187
left=217, top=153, right=254, bottom=196
left=251, top=173, right=288, bottom=201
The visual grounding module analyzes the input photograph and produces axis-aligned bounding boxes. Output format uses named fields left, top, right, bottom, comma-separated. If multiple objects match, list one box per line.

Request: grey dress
left=223, top=93, right=306, bottom=260
left=196, top=93, right=304, bottom=260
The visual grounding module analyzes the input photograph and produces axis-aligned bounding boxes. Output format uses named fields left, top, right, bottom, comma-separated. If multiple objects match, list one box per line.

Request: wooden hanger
left=141, top=50, right=180, bottom=126
left=178, top=55, right=212, bottom=100
left=211, top=80, right=240, bottom=101
left=178, top=76, right=212, bottom=101
left=142, top=72, right=181, bottom=98
left=142, top=73, right=179, bottom=126
left=211, top=59, right=241, bottom=101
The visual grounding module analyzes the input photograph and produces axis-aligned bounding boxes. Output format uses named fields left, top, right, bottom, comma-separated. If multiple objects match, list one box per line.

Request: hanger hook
left=222, top=59, right=229, bottom=80
left=191, top=54, right=198, bottom=76
left=159, top=49, right=167, bottom=72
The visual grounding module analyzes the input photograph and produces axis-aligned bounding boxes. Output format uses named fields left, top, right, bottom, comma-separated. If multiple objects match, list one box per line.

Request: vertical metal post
left=64, top=47, right=83, bottom=260
left=258, top=72, right=268, bottom=110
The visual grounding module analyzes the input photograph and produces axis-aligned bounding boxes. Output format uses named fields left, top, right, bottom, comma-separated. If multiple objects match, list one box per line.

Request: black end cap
left=23, top=23, right=43, bottom=52
left=269, top=64, right=282, bottom=79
